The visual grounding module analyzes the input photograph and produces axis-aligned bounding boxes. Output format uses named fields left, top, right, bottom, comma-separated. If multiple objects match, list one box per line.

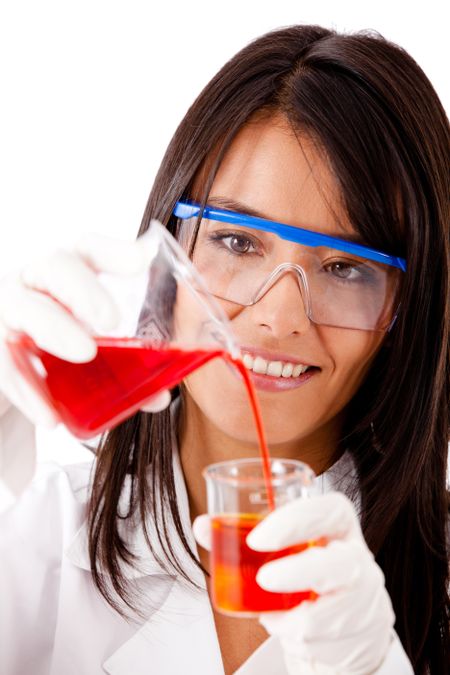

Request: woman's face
left=181, top=114, right=386, bottom=454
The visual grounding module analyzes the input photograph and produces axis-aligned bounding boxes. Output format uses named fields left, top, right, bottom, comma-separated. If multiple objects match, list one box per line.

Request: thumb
left=140, top=389, right=171, bottom=413
left=192, top=514, right=212, bottom=551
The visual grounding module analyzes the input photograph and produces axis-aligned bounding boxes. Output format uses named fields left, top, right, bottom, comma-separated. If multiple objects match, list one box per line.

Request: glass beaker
left=203, top=458, right=319, bottom=616
left=6, top=221, right=240, bottom=438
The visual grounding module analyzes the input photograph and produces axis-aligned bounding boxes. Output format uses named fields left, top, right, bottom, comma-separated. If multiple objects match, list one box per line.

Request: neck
left=178, top=393, right=344, bottom=522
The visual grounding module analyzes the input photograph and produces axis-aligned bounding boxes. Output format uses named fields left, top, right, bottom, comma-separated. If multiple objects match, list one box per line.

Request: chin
left=183, top=363, right=329, bottom=449
left=191, top=397, right=311, bottom=447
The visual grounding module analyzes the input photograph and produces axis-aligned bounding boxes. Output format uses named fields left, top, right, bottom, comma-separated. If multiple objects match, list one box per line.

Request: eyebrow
left=207, top=196, right=367, bottom=246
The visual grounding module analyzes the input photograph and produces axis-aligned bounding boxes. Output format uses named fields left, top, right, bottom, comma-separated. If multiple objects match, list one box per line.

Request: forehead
left=206, top=114, right=355, bottom=238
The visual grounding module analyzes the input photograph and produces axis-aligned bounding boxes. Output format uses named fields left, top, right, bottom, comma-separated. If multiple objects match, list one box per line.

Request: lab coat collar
left=65, top=447, right=203, bottom=583
left=101, top=577, right=225, bottom=675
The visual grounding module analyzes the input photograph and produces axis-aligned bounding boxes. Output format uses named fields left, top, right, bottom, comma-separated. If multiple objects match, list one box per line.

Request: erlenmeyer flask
left=7, top=220, right=240, bottom=439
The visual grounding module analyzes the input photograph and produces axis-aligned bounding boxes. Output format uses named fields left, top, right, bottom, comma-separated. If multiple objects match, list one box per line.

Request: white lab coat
left=0, top=403, right=413, bottom=675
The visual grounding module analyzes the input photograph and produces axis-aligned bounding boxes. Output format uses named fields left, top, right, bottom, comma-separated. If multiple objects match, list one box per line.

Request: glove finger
left=20, top=251, right=120, bottom=333
left=262, top=614, right=391, bottom=674
left=192, top=514, right=212, bottom=551
left=256, top=539, right=366, bottom=594
left=2, top=286, right=97, bottom=362
left=74, top=232, right=149, bottom=276
left=247, top=492, right=360, bottom=552
left=259, top=580, right=394, bottom=664
left=258, top=585, right=358, bottom=640
left=140, top=390, right=171, bottom=413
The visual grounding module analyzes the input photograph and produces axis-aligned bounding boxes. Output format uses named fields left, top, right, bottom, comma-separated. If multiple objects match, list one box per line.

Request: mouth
left=238, top=347, right=320, bottom=392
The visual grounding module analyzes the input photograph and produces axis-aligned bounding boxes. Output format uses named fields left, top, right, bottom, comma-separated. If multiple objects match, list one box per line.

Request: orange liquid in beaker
left=211, top=513, right=319, bottom=615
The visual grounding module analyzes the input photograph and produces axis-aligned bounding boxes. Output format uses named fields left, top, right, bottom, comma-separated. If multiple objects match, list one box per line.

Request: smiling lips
left=242, top=353, right=310, bottom=378
left=239, top=350, right=318, bottom=392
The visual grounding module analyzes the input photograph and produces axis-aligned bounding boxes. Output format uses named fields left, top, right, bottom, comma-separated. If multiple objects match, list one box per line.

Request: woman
left=0, top=25, right=448, bottom=675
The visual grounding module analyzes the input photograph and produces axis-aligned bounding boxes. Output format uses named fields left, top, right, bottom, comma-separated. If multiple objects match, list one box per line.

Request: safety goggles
left=173, top=200, right=406, bottom=331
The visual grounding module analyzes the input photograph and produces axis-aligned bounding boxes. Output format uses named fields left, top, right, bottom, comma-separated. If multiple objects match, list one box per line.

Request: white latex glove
left=193, top=492, right=403, bottom=675
left=0, top=229, right=171, bottom=428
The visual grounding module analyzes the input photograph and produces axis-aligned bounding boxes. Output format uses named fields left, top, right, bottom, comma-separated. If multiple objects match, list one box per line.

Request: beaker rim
left=202, top=457, right=315, bottom=487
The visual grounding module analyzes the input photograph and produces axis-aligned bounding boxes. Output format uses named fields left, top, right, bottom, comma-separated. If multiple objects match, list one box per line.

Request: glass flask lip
left=139, top=219, right=241, bottom=359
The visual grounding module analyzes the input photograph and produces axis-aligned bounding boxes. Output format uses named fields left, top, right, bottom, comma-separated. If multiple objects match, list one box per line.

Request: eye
left=226, top=234, right=255, bottom=254
left=324, top=261, right=367, bottom=281
left=209, top=231, right=259, bottom=255
left=323, top=260, right=380, bottom=285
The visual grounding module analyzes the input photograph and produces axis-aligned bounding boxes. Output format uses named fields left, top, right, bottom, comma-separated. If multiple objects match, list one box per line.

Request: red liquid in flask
left=7, top=334, right=273, bottom=499
left=7, top=335, right=233, bottom=438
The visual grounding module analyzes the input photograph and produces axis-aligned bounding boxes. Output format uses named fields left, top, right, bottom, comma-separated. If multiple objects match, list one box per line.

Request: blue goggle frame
left=173, top=200, right=407, bottom=272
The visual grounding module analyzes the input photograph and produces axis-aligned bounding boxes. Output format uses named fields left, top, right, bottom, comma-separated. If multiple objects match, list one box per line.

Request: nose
left=250, top=269, right=311, bottom=338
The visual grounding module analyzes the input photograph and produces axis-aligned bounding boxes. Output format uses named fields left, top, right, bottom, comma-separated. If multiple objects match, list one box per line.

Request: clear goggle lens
left=178, top=213, right=403, bottom=332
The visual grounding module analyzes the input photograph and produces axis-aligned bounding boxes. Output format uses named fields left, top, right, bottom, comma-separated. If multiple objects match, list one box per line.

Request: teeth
left=267, top=361, right=283, bottom=377
left=253, top=356, right=267, bottom=375
left=242, top=354, right=254, bottom=370
left=281, top=363, right=294, bottom=378
left=242, top=353, right=310, bottom=379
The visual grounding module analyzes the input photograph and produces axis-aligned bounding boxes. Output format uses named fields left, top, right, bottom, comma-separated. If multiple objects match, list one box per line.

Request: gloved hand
left=0, top=229, right=171, bottom=428
left=193, top=492, right=398, bottom=675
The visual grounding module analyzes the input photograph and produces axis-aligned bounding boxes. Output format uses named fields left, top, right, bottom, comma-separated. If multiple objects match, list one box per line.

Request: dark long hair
left=88, top=25, right=449, bottom=672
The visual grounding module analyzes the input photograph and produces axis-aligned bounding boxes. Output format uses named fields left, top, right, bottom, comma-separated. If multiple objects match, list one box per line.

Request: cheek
left=320, top=327, right=385, bottom=398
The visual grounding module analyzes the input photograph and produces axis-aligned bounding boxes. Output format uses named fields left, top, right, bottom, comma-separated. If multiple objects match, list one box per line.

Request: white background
left=0, top=0, right=448, bottom=463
